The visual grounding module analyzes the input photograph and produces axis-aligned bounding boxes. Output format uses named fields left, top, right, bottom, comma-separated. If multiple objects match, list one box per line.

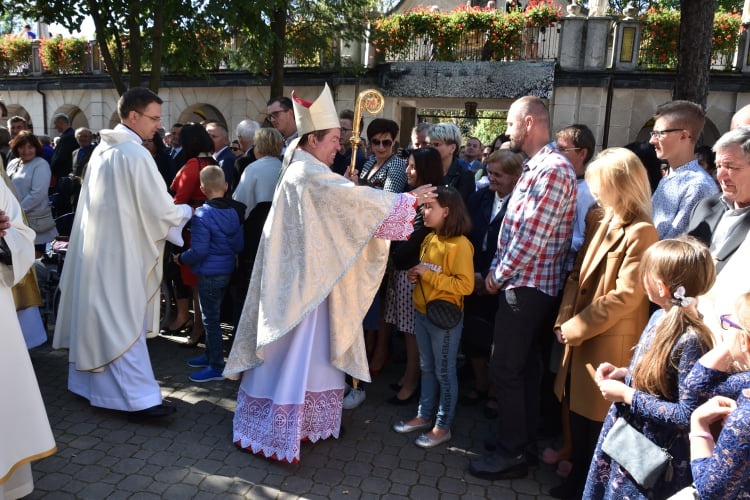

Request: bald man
left=730, top=104, right=750, bottom=130
left=470, top=96, right=577, bottom=481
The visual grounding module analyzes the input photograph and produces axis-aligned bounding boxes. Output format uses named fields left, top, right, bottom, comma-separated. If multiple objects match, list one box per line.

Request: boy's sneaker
left=189, top=367, right=224, bottom=383
left=342, top=387, right=366, bottom=409
left=187, top=355, right=209, bottom=368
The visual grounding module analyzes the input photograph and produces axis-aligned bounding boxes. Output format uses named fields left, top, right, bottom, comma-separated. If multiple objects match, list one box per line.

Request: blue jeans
left=414, top=311, right=463, bottom=430
left=197, top=274, right=231, bottom=371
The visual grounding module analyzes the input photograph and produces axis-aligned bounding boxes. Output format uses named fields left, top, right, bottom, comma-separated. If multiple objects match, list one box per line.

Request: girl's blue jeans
left=414, top=311, right=463, bottom=430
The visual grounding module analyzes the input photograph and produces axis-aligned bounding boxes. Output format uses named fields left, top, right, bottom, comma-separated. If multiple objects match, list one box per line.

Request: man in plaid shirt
left=470, top=96, right=577, bottom=481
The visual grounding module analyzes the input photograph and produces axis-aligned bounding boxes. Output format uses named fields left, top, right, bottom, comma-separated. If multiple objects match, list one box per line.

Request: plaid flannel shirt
left=490, top=143, right=577, bottom=296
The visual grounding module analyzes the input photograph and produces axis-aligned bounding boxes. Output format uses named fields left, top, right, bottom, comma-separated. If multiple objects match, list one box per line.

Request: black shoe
left=484, top=437, right=497, bottom=451
left=128, top=404, right=176, bottom=422
left=387, top=392, right=417, bottom=406
left=548, top=482, right=578, bottom=499
left=468, top=453, right=528, bottom=480
left=389, top=382, right=403, bottom=392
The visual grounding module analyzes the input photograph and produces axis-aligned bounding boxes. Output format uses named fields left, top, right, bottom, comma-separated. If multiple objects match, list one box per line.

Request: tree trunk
left=87, top=0, right=126, bottom=95
left=269, top=1, right=288, bottom=99
left=149, top=2, right=164, bottom=93
left=674, top=0, right=717, bottom=108
left=126, top=2, right=142, bottom=90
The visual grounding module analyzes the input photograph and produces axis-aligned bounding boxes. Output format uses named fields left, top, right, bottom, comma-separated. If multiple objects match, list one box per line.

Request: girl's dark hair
left=367, top=118, right=399, bottom=141
left=410, top=148, right=444, bottom=187
left=11, top=130, right=43, bottom=158
left=180, top=124, right=214, bottom=160
left=434, top=186, right=471, bottom=237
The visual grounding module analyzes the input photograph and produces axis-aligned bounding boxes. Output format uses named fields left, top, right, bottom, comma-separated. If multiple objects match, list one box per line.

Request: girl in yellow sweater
left=393, top=186, right=474, bottom=448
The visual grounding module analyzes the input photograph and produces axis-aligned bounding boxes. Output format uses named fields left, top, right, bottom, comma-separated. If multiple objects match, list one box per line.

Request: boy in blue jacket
left=175, top=165, right=245, bottom=382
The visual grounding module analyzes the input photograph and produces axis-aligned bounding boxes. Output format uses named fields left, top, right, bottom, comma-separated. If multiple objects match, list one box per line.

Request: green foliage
left=39, top=36, right=88, bottom=73
left=471, top=111, right=508, bottom=145
left=370, top=4, right=559, bottom=62
left=640, top=6, right=742, bottom=70
left=0, top=34, right=31, bottom=65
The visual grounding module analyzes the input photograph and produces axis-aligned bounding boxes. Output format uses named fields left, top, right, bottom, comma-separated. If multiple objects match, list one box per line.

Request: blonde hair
left=586, top=147, right=652, bottom=223
left=737, top=293, right=750, bottom=331
left=199, top=165, right=226, bottom=192
left=631, top=237, right=716, bottom=398
left=254, top=127, right=283, bottom=158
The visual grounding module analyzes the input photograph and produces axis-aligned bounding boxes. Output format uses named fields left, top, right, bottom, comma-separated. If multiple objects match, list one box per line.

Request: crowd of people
left=2, top=84, right=750, bottom=499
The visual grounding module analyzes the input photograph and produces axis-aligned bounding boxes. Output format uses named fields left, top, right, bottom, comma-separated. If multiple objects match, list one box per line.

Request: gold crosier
left=349, top=89, right=384, bottom=393
left=347, top=89, right=385, bottom=177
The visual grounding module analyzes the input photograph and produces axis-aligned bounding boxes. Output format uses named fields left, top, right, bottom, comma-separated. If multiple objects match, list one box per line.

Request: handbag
left=26, top=209, right=57, bottom=233
left=601, top=416, right=673, bottom=489
left=425, top=298, right=462, bottom=329
left=417, top=234, right=462, bottom=330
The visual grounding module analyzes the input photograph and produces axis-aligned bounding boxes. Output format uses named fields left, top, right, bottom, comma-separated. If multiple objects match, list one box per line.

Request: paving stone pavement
left=26, top=332, right=561, bottom=499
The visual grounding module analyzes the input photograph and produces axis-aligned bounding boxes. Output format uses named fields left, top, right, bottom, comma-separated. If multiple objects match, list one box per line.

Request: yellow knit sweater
left=413, top=233, right=475, bottom=314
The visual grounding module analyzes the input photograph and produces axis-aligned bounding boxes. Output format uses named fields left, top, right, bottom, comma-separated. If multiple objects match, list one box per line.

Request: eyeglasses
left=136, top=111, right=161, bottom=124
left=268, top=109, right=289, bottom=121
left=649, top=129, right=683, bottom=139
left=371, top=138, right=393, bottom=148
left=720, top=314, right=747, bottom=332
left=559, top=147, right=582, bottom=152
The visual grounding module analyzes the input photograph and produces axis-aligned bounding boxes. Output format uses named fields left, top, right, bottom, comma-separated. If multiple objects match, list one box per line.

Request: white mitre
left=292, top=83, right=340, bottom=135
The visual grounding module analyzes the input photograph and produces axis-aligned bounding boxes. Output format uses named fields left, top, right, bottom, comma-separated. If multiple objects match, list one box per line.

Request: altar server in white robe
left=224, top=84, right=436, bottom=463
left=53, top=88, right=191, bottom=421
left=0, top=181, right=56, bottom=499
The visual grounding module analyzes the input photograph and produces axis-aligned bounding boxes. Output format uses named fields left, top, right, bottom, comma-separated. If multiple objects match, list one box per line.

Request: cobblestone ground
left=26, top=330, right=560, bottom=499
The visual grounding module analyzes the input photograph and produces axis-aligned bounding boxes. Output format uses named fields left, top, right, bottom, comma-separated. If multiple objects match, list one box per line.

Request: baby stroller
left=37, top=212, right=74, bottom=327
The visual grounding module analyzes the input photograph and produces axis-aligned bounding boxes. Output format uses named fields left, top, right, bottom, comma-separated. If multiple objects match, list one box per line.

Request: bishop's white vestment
left=225, top=148, right=417, bottom=462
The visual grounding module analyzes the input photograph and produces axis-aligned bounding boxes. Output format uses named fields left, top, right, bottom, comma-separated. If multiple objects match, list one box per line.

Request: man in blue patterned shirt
left=649, top=101, right=718, bottom=239
left=469, top=96, right=577, bottom=481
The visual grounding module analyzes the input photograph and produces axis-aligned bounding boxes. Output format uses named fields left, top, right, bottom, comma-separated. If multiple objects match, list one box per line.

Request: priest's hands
left=0, top=210, right=9, bottom=237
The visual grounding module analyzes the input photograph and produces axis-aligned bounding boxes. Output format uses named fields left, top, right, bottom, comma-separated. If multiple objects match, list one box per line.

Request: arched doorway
left=176, top=104, right=227, bottom=127
left=50, top=105, right=89, bottom=137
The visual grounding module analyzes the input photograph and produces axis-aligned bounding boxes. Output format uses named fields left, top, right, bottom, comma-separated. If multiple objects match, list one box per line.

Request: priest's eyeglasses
left=136, top=111, right=162, bottom=124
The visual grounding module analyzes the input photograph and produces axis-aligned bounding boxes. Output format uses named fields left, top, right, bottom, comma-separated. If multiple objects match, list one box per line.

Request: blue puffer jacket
left=179, top=198, right=245, bottom=276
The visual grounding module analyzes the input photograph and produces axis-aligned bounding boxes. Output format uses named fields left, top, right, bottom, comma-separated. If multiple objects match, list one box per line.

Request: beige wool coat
left=553, top=209, right=658, bottom=422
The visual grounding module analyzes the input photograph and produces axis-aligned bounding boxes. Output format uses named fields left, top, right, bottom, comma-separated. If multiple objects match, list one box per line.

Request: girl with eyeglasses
left=676, top=292, right=750, bottom=498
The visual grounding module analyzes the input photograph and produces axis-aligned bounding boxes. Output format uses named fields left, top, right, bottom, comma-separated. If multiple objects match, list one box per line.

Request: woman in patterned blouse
left=685, top=292, right=750, bottom=498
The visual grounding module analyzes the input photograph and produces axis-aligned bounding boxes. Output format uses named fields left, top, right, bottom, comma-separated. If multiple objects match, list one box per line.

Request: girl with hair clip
left=393, top=186, right=474, bottom=449
left=584, top=237, right=717, bottom=499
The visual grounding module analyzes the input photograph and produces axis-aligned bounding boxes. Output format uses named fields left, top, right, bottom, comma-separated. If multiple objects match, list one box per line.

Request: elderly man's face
left=76, top=131, right=93, bottom=148
left=716, top=143, right=750, bottom=208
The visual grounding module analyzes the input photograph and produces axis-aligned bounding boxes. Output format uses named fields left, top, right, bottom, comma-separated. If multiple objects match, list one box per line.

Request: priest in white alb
left=224, top=84, right=436, bottom=463
left=53, top=88, right=191, bottom=421
left=0, top=181, right=56, bottom=499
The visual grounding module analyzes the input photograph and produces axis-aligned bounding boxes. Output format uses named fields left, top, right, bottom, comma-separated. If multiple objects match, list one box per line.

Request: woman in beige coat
left=548, top=148, right=659, bottom=498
